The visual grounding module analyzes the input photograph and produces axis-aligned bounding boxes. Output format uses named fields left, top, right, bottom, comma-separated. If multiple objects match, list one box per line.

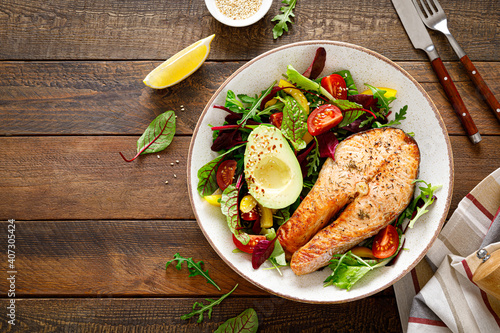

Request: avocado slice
left=244, top=125, right=303, bottom=209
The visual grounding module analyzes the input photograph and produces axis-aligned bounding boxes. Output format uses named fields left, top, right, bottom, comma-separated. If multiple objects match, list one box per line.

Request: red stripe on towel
left=408, top=317, right=447, bottom=327
left=466, top=193, right=494, bottom=221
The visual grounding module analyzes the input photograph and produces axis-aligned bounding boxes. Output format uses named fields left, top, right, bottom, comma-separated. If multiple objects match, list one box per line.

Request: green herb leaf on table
left=271, top=0, right=297, bottom=39
left=181, top=284, right=238, bottom=323
left=280, top=95, right=308, bottom=151
left=166, top=253, right=221, bottom=291
left=119, top=110, right=176, bottom=162
left=214, top=308, right=258, bottom=333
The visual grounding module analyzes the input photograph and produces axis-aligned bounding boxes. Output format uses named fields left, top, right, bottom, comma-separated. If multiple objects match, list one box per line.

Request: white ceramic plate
left=187, top=41, right=454, bottom=303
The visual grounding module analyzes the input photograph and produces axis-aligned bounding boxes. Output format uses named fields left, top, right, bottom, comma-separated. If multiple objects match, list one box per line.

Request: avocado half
left=244, top=125, right=303, bottom=209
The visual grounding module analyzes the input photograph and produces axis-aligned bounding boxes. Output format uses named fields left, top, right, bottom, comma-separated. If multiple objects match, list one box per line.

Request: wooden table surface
left=0, top=0, right=498, bottom=331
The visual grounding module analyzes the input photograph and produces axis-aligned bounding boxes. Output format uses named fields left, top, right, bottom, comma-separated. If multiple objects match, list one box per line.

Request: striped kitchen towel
left=394, top=167, right=500, bottom=333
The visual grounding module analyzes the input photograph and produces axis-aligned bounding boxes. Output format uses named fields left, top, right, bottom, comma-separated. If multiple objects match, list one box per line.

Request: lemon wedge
left=143, top=34, right=215, bottom=89
left=361, top=87, right=397, bottom=99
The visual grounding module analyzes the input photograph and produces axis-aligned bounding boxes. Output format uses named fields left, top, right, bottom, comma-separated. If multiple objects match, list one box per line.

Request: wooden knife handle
left=431, top=58, right=481, bottom=143
left=473, top=249, right=500, bottom=300
left=460, top=55, right=500, bottom=123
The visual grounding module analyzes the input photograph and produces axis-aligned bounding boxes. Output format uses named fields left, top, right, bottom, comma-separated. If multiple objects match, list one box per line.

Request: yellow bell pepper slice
left=204, top=194, right=222, bottom=206
left=279, top=79, right=310, bottom=114
left=361, top=87, right=397, bottom=99
left=258, top=204, right=274, bottom=229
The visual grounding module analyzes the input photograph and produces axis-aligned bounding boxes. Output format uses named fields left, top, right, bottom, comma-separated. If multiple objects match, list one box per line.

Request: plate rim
left=187, top=40, right=455, bottom=303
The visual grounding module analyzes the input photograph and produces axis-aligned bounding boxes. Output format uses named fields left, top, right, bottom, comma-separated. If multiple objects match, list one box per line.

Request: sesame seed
left=215, top=0, right=262, bottom=20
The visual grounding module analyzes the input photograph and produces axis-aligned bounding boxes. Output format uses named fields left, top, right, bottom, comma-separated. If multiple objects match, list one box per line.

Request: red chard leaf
left=317, top=131, right=339, bottom=159
left=120, top=111, right=176, bottom=162
left=303, top=47, right=326, bottom=79
left=251, top=237, right=277, bottom=269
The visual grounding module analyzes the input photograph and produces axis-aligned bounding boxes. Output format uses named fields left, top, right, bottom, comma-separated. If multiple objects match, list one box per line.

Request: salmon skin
left=276, top=127, right=420, bottom=275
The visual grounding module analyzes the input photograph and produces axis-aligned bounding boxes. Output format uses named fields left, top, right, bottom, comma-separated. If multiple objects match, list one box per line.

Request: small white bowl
left=205, top=0, right=273, bottom=27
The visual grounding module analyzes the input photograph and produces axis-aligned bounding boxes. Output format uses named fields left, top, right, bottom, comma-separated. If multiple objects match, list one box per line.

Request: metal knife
left=391, top=0, right=482, bottom=144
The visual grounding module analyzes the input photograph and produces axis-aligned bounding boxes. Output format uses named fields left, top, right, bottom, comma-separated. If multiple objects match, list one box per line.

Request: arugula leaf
left=364, top=84, right=396, bottom=115
left=120, top=111, right=176, bottom=162
left=197, top=144, right=245, bottom=196
left=221, top=183, right=250, bottom=245
left=166, top=253, right=221, bottom=291
left=181, top=284, right=238, bottom=323
left=225, top=90, right=245, bottom=113
left=280, top=95, right=308, bottom=151
left=373, top=105, right=408, bottom=128
left=306, top=137, right=320, bottom=177
left=407, top=180, right=442, bottom=228
left=239, top=83, right=276, bottom=126
left=271, top=0, right=297, bottom=39
left=334, top=70, right=358, bottom=96
left=214, top=308, right=258, bottom=333
left=286, top=65, right=336, bottom=101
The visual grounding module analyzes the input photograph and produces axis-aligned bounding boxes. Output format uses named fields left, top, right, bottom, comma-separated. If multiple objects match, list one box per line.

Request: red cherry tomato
left=372, top=225, right=399, bottom=259
left=307, top=104, right=343, bottom=136
left=232, top=234, right=267, bottom=254
left=216, top=160, right=237, bottom=191
left=321, top=74, right=348, bottom=100
left=270, top=112, right=283, bottom=129
left=241, top=208, right=259, bottom=221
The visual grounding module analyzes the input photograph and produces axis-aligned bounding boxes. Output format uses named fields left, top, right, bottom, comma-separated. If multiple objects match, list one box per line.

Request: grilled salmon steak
left=276, top=127, right=420, bottom=275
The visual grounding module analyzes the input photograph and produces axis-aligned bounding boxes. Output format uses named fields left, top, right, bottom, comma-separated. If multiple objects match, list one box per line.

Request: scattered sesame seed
left=165, top=181, right=169, bottom=184
left=171, top=162, right=174, bottom=166
left=157, top=155, right=160, bottom=158
left=176, top=160, right=179, bottom=163
left=174, top=174, right=177, bottom=178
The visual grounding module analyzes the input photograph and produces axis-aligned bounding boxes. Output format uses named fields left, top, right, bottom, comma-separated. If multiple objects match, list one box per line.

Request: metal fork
left=412, top=0, right=500, bottom=122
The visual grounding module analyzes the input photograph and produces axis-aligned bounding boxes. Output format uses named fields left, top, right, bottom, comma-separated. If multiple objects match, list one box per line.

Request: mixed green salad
left=197, top=48, right=440, bottom=290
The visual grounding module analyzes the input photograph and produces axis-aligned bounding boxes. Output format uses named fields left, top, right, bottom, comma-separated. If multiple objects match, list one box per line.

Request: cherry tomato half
left=241, top=208, right=259, bottom=221
left=321, top=74, right=348, bottom=100
left=270, top=112, right=283, bottom=129
left=232, top=234, right=267, bottom=254
left=307, top=104, right=343, bottom=136
left=372, top=225, right=399, bottom=259
left=216, top=160, right=237, bottom=191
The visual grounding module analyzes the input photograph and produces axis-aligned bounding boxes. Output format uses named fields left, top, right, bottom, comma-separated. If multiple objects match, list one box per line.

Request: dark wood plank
left=1, top=136, right=499, bottom=221
left=0, top=0, right=497, bottom=62
left=0, top=297, right=402, bottom=332
left=0, top=136, right=193, bottom=221
left=1, top=61, right=499, bottom=136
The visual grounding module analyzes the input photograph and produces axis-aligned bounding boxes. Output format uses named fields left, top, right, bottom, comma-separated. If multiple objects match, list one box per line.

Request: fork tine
left=428, top=0, right=444, bottom=12
left=416, top=0, right=430, bottom=18
left=425, top=0, right=438, bottom=13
